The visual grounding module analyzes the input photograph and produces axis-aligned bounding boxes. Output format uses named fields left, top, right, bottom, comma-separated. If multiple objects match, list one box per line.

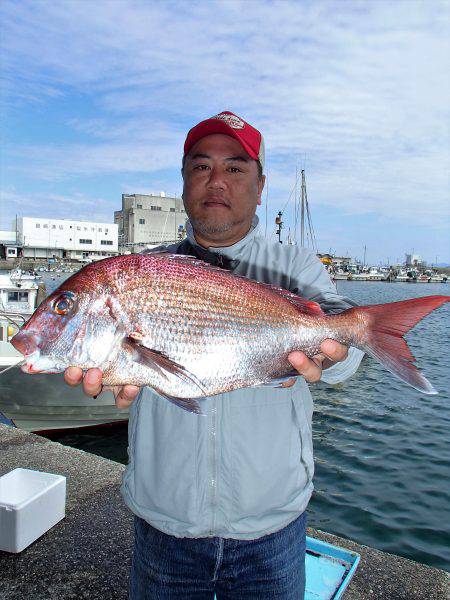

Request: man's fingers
left=114, top=385, right=140, bottom=409
left=64, top=368, right=140, bottom=407
left=288, top=351, right=323, bottom=383
left=82, top=368, right=103, bottom=397
left=320, top=339, right=348, bottom=362
left=64, top=367, right=83, bottom=386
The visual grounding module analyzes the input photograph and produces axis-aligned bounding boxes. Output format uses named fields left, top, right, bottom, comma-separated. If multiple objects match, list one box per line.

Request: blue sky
left=1, top=0, right=449, bottom=265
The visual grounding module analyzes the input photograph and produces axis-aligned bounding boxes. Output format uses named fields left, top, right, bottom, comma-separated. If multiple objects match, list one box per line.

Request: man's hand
left=64, top=367, right=141, bottom=409
left=281, top=339, right=348, bottom=388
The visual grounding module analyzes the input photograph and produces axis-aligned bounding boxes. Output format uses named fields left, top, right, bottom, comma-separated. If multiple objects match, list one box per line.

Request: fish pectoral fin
left=123, top=337, right=206, bottom=394
left=153, top=387, right=203, bottom=415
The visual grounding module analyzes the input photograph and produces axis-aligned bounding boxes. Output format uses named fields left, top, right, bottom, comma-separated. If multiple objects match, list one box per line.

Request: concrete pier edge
left=0, top=424, right=448, bottom=599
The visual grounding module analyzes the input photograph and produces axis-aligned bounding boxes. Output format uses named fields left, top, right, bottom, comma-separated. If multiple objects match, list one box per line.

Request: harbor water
left=1, top=275, right=449, bottom=570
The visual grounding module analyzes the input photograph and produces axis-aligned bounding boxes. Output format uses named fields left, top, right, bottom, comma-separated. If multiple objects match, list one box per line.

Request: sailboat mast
left=264, top=173, right=269, bottom=238
left=300, top=169, right=306, bottom=247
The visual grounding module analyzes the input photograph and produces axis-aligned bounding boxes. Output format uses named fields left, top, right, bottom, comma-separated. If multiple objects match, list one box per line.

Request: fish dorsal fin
left=123, top=334, right=206, bottom=394
left=259, top=285, right=324, bottom=316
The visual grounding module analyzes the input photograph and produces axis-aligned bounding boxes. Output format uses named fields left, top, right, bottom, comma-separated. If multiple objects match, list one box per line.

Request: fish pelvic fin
left=153, top=387, right=203, bottom=415
left=356, top=295, right=449, bottom=394
left=123, top=335, right=206, bottom=395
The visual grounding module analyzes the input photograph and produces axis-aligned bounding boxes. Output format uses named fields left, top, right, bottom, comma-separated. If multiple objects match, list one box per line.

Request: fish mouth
left=21, top=364, right=45, bottom=374
left=19, top=351, right=41, bottom=373
left=19, top=350, right=60, bottom=375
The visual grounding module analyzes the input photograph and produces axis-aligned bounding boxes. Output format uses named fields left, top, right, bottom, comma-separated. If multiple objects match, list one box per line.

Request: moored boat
left=0, top=273, right=40, bottom=367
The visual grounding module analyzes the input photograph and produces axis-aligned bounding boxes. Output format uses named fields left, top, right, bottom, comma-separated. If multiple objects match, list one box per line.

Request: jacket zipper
left=209, top=398, right=218, bottom=535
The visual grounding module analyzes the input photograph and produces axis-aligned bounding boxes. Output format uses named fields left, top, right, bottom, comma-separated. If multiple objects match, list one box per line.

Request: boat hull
left=0, top=392, right=129, bottom=433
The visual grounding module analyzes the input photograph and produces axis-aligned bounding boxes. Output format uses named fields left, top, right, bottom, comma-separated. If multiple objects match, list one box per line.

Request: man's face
left=182, top=134, right=265, bottom=247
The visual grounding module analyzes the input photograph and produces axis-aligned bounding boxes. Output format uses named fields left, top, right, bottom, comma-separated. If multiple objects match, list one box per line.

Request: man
left=65, top=111, right=364, bottom=599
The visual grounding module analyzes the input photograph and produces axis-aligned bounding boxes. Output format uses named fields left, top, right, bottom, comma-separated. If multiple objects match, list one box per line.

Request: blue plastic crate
left=0, top=411, right=15, bottom=427
left=212, top=534, right=360, bottom=599
left=305, top=535, right=360, bottom=599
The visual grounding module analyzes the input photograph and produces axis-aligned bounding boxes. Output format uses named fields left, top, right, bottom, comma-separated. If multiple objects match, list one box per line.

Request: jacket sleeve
left=291, top=249, right=364, bottom=384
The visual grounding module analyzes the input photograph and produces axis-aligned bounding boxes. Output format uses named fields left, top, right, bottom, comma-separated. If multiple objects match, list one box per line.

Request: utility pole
left=363, top=245, right=367, bottom=268
left=275, top=211, right=283, bottom=244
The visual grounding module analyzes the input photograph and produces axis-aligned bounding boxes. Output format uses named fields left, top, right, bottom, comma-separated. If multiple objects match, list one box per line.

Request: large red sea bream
left=10, top=253, right=449, bottom=413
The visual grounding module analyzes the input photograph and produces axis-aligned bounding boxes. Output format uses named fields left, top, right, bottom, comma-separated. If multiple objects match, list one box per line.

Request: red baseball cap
left=184, top=111, right=265, bottom=169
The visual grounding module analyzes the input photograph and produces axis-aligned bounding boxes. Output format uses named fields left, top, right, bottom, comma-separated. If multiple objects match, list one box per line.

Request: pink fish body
left=11, top=253, right=449, bottom=413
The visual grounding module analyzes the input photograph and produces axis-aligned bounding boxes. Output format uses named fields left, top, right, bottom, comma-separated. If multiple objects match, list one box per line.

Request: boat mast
left=294, top=165, right=298, bottom=244
left=264, top=172, right=269, bottom=238
left=300, top=170, right=305, bottom=247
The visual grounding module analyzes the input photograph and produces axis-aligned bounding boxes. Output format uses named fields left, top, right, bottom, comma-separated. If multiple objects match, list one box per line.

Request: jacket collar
left=186, top=215, right=261, bottom=262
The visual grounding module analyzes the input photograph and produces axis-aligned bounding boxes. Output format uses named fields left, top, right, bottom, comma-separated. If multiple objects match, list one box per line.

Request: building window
left=91, top=227, right=95, bottom=232
left=36, top=224, right=40, bottom=228
left=7, top=248, right=15, bottom=255
left=99, top=228, right=102, bottom=232
left=139, top=218, right=145, bottom=224
left=8, top=291, right=29, bottom=302
left=52, top=225, right=56, bottom=229
left=84, top=227, right=88, bottom=231
left=77, top=226, right=81, bottom=231
left=170, top=208, right=175, bottom=212
left=105, top=229, right=108, bottom=233
left=43, top=224, right=48, bottom=228
left=150, top=206, right=161, bottom=211
left=59, top=225, right=63, bottom=230
left=101, top=240, right=113, bottom=245
left=79, top=239, right=92, bottom=244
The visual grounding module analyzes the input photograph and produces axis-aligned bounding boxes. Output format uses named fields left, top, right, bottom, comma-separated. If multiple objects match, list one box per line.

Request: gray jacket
left=121, top=217, right=364, bottom=539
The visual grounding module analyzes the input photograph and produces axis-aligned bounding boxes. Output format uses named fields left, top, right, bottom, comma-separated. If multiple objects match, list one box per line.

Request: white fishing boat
left=364, top=267, right=388, bottom=281
left=425, top=270, right=447, bottom=283
left=0, top=271, right=129, bottom=433
left=395, top=269, right=409, bottom=282
left=331, top=269, right=350, bottom=281
left=0, top=273, right=39, bottom=367
left=9, top=267, right=41, bottom=282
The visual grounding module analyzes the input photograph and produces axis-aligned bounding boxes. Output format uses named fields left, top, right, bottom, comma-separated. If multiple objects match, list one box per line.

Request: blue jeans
left=129, top=512, right=306, bottom=599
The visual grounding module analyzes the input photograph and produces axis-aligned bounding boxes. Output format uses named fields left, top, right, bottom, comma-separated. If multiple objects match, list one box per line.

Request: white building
left=115, top=193, right=187, bottom=251
left=0, top=230, right=18, bottom=260
left=16, top=217, right=118, bottom=262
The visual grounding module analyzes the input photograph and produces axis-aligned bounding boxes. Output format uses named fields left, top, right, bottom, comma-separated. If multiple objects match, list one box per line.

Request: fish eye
left=53, top=294, right=75, bottom=315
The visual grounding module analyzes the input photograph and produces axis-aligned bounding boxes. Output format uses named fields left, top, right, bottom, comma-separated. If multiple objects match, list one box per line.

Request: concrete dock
left=0, top=423, right=448, bottom=599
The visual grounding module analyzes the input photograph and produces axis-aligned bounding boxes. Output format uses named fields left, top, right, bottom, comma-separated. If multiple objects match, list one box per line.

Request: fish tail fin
left=358, top=295, right=449, bottom=394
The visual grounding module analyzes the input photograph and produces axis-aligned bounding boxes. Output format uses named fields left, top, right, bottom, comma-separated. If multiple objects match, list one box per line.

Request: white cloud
left=1, top=0, right=449, bottom=260
left=0, top=188, right=116, bottom=224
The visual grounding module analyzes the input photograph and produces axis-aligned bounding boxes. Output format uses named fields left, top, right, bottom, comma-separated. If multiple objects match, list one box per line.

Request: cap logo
left=213, top=112, right=245, bottom=129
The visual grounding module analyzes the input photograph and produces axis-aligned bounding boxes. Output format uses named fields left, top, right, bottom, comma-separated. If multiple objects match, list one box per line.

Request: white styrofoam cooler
left=0, top=468, right=66, bottom=553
